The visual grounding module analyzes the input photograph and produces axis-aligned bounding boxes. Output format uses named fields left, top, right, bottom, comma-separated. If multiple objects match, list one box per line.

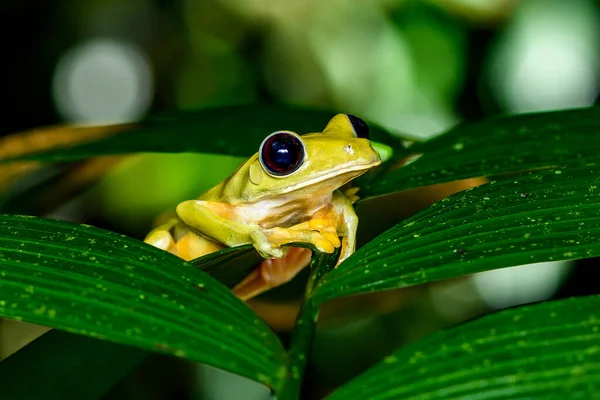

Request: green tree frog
left=144, top=114, right=381, bottom=300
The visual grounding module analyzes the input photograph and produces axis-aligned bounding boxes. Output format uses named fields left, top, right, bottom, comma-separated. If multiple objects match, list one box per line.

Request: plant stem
left=279, top=297, right=319, bottom=400
left=277, top=250, right=339, bottom=400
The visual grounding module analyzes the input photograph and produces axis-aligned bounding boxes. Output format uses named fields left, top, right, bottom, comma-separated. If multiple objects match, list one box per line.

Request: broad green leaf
left=308, top=248, right=342, bottom=293
left=313, top=164, right=600, bottom=303
left=0, top=215, right=287, bottom=391
left=0, top=330, right=147, bottom=400
left=364, top=106, right=600, bottom=196
left=0, top=105, right=405, bottom=163
left=327, top=295, right=600, bottom=400
left=192, top=245, right=259, bottom=289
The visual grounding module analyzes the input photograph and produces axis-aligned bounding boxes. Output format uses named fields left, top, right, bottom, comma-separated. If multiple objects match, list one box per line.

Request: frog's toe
left=259, top=247, right=287, bottom=259
left=342, top=186, right=361, bottom=204
left=310, top=232, right=336, bottom=254
left=144, top=229, right=175, bottom=251
left=320, top=227, right=341, bottom=248
left=250, top=230, right=287, bottom=259
left=258, top=227, right=337, bottom=255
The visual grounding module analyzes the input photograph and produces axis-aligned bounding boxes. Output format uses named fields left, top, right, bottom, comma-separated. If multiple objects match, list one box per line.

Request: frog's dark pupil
left=347, top=114, right=370, bottom=139
left=261, top=133, right=305, bottom=176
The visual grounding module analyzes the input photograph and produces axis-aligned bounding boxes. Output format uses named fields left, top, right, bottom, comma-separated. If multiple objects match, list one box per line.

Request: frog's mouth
left=278, top=158, right=382, bottom=195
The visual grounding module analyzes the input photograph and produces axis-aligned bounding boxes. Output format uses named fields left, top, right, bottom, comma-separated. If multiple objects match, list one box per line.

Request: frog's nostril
left=344, top=144, right=354, bottom=155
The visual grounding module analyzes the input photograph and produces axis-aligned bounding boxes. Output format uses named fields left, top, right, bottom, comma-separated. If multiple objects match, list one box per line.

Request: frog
left=144, top=114, right=382, bottom=300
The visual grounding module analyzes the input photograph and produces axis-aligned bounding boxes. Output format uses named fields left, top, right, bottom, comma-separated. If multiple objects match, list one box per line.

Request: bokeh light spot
left=52, top=38, right=153, bottom=124
left=473, top=261, right=572, bottom=309
left=487, top=0, right=600, bottom=112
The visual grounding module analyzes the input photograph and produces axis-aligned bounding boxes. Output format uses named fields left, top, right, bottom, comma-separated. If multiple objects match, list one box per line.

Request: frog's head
left=231, top=114, right=382, bottom=202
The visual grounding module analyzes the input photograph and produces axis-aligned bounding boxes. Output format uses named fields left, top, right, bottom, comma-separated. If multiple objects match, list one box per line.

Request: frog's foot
left=145, top=218, right=180, bottom=254
left=287, top=205, right=342, bottom=248
left=232, top=247, right=313, bottom=300
left=342, top=186, right=360, bottom=204
left=145, top=229, right=176, bottom=253
left=252, top=226, right=337, bottom=259
left=144, top=218, right=224, bottom=261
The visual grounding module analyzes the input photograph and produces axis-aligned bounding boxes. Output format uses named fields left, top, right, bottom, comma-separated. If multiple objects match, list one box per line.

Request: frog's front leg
left=283, top=190, right=357, bottom=264
left=232, top=192, right=357, bottom=299
left=330, top=190, right=359, bottom=265
left=176, top=200, right=339, bottom=259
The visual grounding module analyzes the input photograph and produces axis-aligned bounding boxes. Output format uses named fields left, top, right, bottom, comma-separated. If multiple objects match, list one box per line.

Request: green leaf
left=0, top=105, right=405, bottom=163
left=313, top=164, right=600, bottom=303
left=364, top=106, right=600, bottom=196
left=0, top=215, right=287, bottom=391
left=191, top=245, right=259, bottom=289
left=0, top=330, right=147, bottom=400
left=327, top=295, right=600, bottom=400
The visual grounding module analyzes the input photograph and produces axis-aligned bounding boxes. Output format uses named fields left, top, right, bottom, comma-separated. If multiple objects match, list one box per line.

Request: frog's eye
left=347, top=114, right=370, bottom=139
left=259, top=132, right=305, bottom=177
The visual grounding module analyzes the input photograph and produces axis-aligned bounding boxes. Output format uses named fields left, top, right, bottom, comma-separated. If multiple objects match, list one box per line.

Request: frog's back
left=198, top=181, right=226, bottom=201
left=197, top=156, right=255, bottom=203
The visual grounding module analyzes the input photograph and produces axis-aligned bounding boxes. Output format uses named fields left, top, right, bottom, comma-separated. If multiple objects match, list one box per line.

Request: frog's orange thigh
left=175, top=232, right=224, bottom=261
left=260, top=247, right=313, bottom=283
left=233, top=247, right=312, bottom=300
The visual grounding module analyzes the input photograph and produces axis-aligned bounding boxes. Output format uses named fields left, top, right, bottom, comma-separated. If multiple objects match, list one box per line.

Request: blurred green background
left=3, top=0, right=600, bottom=399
